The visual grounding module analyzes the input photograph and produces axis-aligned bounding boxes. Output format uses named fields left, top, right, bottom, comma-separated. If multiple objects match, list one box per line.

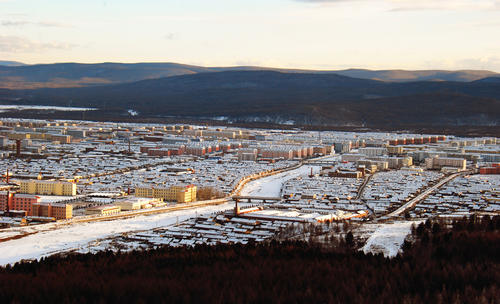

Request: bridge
left=303, top=160, right=337, bottom=166
left=231, top=196, right=283, bottom=203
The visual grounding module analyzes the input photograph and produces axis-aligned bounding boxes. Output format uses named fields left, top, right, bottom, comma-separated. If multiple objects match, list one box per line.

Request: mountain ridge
left=0, top=62, right=498, bottom=89
left=0, top=61, right=26, bottom=67
left=1, top=70, right=499, bottom=128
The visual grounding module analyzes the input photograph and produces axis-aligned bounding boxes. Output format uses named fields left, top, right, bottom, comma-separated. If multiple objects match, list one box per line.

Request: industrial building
left=85, top=205, right=121, bottom=216
left=114, top=197, right=165, bottom=211
left=479, top=163, right=500, bottom=174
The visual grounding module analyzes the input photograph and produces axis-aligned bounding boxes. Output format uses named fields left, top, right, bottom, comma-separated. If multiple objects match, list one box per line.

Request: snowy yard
left=362, top=221, right=422, bottom=257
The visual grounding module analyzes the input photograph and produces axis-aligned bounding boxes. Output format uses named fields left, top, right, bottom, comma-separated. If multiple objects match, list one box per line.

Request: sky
left=1, top=0, right=500, bottom=71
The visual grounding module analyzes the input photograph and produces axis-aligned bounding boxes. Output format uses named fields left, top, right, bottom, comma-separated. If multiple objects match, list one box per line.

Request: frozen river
left=240, top=165, right=319, bottom=197
left=0, top=203, right=235, bottom=266
left=0, top=162, right=418, bottom=264
left=0, top=164, right=318, bottom=265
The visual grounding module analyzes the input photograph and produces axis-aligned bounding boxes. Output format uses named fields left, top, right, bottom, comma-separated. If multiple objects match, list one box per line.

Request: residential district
left=0, top=118, right=498, bottom=255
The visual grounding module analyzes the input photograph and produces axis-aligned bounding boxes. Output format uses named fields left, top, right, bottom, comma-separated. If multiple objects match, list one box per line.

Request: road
left=385, top=171, right=471, bottom=218
left=70, top=198, right=229, bottom=224
left=356, top=173, right=375, bottom=200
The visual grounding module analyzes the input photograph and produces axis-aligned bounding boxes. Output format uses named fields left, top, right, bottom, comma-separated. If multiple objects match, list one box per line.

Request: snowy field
left=5, top=163, right=427, bottom=265
left=0, top=165, right=318, bottom=265
left=240, top=165, right=318, bottom=197
left=0, top=203, right=233, bottom=266
left=0, top=105, right=96, bottom=112
left=0, top=164, right=323, bottom=265
left=362, top=221, right=422, bottom=258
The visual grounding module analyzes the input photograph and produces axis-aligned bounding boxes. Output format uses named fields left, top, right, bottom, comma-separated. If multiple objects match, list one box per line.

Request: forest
left=0, top=215, right=498, bottom=303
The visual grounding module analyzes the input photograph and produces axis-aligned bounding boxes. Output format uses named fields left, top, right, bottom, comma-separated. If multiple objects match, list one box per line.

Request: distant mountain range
left=334, top=69, right=499, bottom=83
left=1, top=69, right=499, bottom=128
left=0, top=61, right=26, bottom=67
left=0, top=62, right=498, bottom=89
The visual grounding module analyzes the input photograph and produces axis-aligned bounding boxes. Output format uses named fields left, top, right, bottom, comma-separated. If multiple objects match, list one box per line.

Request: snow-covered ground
left=240, top=165, right=318, bottom=197
left=0, top=105, right=96, bottom=112
left=362, top=221, right=422, bottom=258
left=0, top=164, right=321, bottom=265
left=0, top=203, right=233, bottom=266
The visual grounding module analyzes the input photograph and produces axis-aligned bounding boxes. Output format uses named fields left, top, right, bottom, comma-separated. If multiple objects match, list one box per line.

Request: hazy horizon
left=1, top=60, right=500, bottom=74
left=1, top=0, right=500, bottom=72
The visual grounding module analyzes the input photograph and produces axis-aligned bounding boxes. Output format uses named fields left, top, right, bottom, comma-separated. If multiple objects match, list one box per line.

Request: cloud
left=1, top=20, right=71, bottom=28
left=422, top=56, right=500, bottom=72
left=1, top=20, right=29, bottom=26
left=294, top=0, right=500, bottom=11
left=295, top=0, right=355, bottom=2
left=388, top=0, right=500, bottom=11
left=0, top=35, right=76, bottom=53
left=295, top=0, right=357, bottom=2
left=456, top=57, right=500, bottom=71
left=164, top=33, right=177, bottom=40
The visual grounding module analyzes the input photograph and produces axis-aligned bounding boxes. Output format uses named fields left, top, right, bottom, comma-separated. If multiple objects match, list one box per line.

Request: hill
left=0, top=61, right=26, bottom=67
left=5, top=70, right=499, bottom=127
left=334, top=69, right=498, bottom=82
left=0, top=62, right=498, bottom=89
left=473, top=77, right=500, bottom=84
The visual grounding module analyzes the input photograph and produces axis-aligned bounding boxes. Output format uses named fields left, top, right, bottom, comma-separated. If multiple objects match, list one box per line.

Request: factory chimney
left=16, top=139, right=21, bottom=157
left=235, top=198, right=240, bottom=215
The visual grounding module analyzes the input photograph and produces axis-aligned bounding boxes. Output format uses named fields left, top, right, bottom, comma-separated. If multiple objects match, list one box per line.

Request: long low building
left=85, top=205, right=121, bottom=216
left=114, top=197, right=165, bottom=211
left=425, top=157, right=466, bottom=171
left=135, top=184, right=197, bottom=203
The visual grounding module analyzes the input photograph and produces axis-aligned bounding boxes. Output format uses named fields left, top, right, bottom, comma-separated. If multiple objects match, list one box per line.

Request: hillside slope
left=3, top=70, right=499, bottom=127
left=0, top=62, right=498, bottom=89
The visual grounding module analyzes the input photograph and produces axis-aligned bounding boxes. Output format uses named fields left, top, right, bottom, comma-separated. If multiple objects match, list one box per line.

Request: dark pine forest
left=0, top=216, right=498, bottom=303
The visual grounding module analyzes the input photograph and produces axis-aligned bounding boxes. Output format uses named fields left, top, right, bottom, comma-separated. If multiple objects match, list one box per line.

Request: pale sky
left=1, top=0, right=500, bottom=71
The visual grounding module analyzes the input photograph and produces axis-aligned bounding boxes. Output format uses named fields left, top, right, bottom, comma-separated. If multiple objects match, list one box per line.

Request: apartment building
left=10, top=194, right=41, bottom=215
left=425, top=157, right=467, bottom=171
left=19, top=180, right=77, bottom=196
left=32, top=203, right=73, bottom=219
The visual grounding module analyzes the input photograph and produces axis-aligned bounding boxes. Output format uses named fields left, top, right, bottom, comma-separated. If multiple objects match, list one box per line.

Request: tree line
left=0, top=215, right=498, bottom=303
